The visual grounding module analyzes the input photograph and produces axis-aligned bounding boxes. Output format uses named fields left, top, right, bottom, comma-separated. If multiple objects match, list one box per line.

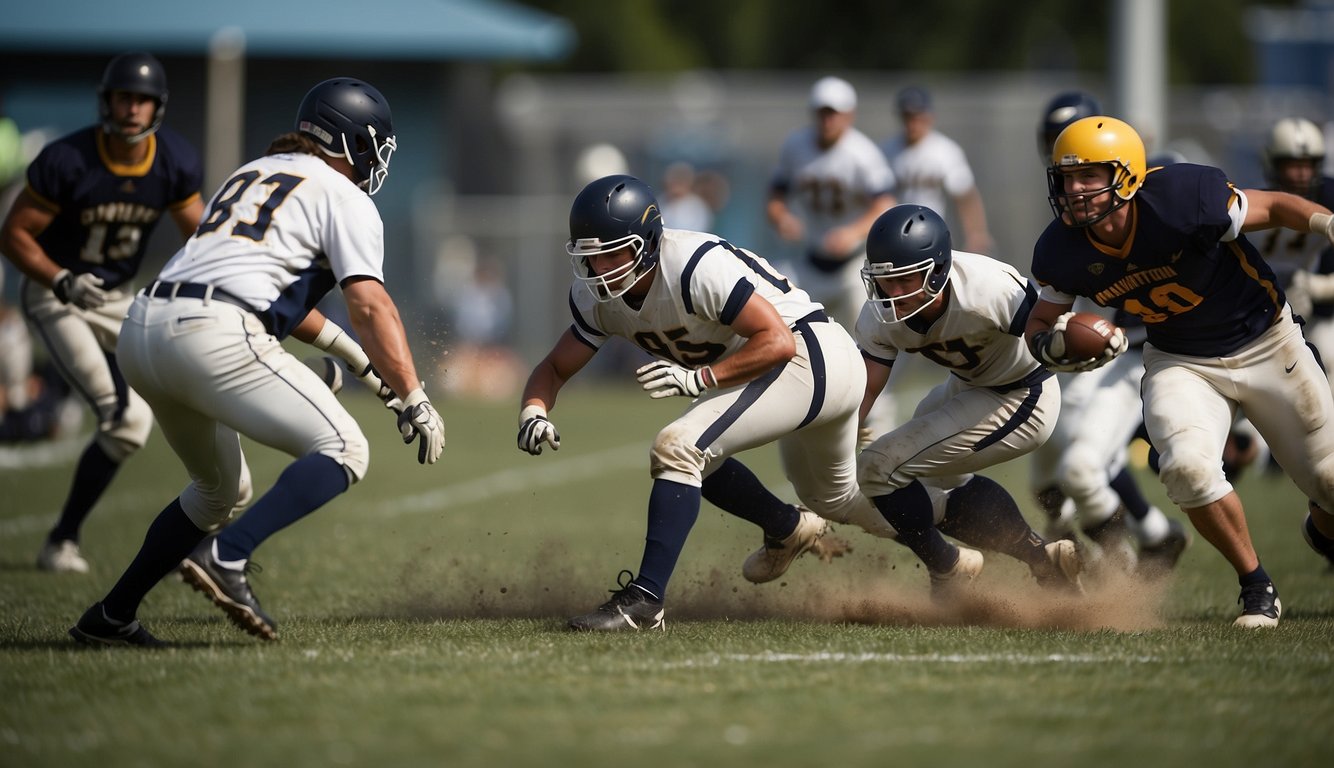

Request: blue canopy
left=1, top=0, right=574, bottom=60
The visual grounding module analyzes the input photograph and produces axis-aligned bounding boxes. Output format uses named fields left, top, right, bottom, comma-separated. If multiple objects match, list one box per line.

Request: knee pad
left=649, top=425, right=707, bottom=485
left=94, top=394, right=153, bottom=462
left=1158, top=448, right=1230, bottom=509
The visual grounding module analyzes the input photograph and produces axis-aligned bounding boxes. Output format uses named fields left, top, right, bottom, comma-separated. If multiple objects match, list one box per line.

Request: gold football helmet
left=1046, top=116, right=1147, bottom=227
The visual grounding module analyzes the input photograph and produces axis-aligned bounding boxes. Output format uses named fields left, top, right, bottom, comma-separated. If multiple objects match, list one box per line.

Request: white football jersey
left=855, top=251, right=1040, bottom=387
left=570, top=228, right=824, bottom=365
left=158, top=152, right=384, bottom=337
left=770, top=126, right=895, bottom=254
left=882, top=130, right=975, bottom=218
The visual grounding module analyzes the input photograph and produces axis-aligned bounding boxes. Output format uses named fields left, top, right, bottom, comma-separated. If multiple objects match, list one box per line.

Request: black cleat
left=1233, top=581, right=1281, bottom=628
left=179, top=536, right=277, bottom=640
left=1137, top=518, right=1191, bottom=578
left=568, top=570, right=665, bottom=632
left=1302, top=513, right=1334, bottom=571
left=69, top=602, right=169, bottom=648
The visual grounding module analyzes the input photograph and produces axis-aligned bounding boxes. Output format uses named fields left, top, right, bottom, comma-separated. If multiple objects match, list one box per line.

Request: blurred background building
left=2, top=0, right=1331, bottom=394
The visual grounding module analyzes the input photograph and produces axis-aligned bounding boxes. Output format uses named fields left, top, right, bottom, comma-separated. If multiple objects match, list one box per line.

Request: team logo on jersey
left=1170, top=250, right=1182, bottom=263
left=1126, top=262, right=1138, bottom=271
left=120, top=180, right=136, bottom=194
left=1087, top=263, right=1105, bottom=276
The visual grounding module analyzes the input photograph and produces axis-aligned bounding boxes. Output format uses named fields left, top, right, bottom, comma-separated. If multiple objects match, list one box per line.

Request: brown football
left=1061, top=312, right=1119, bottom=361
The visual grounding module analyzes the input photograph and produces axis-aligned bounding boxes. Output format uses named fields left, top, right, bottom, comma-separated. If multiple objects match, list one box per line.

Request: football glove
left=52, top=269, right=109, bottom=310
left=350, top=362, right=403, bottom=412
left=635, top=360, right=716, bottom=399
left=396, top=389, right=444, bottom=465
left=1031, top=312, right=1128, bottom=373
left=517, top=405, right=560, bottom=455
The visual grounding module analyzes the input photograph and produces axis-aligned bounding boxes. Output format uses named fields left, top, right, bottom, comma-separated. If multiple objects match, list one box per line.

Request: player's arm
left=954, top=187, right=994, bottom=254
left=1240, top=188, right=1333, bottom=237
left=765, top=185, right=803, bottom=242
left=168, top=195, right=205, bottom=240
left=0, top=190, right=62, bottom=286
left=517, top=329, right=596, bottom=455
left=341, top=276, right=421, bottom=401
left=824, top=191, right=898, bottom=258
left=635, top=294, right=796, bottom=400
left=521, top=328, right=596, bottom=415
left=859, top=356, right=892, bottom=425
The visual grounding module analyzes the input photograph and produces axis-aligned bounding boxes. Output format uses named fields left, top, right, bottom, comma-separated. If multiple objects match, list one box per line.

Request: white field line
left=0, top=435, right=85, bottom=470
left=667, top=652, right=1162, bottom=666
left=0, top=441, right=651, bottom=537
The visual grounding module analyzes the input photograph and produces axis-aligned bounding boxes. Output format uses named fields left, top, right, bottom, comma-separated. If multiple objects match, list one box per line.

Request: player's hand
left=517, top=406, right=560, bottom=455
left=1029, top=312, right=1076, bottom=369
left=396, top=389, right=444, bottom=465
left=52, top=269, right=109, bottom=310
left=636, top=361, right=716, bottom=399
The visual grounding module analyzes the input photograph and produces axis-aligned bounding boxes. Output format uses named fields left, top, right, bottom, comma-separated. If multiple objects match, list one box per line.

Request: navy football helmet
left=296, top=78, right=396, bottom=196
left=861, top=205, right=952, bottom=323
left=566, top=174, right=664, bottom=301
left=98, top=52, right=168, bottom=144
left=1038, top=91, right=1101, bottom=161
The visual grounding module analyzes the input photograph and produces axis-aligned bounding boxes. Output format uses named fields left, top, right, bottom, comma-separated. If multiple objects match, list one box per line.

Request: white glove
left=396, top=389, right=444, bottom=465
left=517, top=404, right=560, bottom=455
left=635, top=360, right=716, bottom=399
left=52, top=269, right=109, bottom=309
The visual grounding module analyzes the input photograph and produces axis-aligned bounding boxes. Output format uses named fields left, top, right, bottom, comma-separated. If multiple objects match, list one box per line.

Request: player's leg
left=1142, top=347, right=1276, bottom=627
left=23, top=284, right=149, bottom=571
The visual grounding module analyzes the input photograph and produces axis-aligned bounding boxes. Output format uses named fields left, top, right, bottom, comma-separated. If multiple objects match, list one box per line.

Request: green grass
left=2, top=384, right=1332, bottom=767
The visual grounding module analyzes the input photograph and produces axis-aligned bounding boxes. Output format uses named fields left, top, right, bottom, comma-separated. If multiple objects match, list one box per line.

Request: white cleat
left=36, top=540, right=90, bottom=574
left=929, top=546, right=984, bottom=603
left=1033, top=539, right=1084, bottom=595
left=742, top=508, right=849, bottom=583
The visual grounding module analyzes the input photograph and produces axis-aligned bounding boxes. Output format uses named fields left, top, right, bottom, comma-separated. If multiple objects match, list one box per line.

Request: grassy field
left=2, top=383, right=1332, bottom=767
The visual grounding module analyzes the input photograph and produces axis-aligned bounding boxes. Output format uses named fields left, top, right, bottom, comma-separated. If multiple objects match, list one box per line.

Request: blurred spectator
left=658, top=161, right=713, bottom=232
left=882, top=86, right=993, bottom=254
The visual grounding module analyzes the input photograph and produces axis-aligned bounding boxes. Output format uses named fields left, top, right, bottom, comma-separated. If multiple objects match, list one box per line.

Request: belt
left=145, top=281, right=254, bottom=313
left=988, top=366, right=1055, bottom=393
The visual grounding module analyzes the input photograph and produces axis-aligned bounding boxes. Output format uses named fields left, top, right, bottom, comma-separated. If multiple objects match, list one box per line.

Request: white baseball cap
left=809, top=76, right=857, bottom=113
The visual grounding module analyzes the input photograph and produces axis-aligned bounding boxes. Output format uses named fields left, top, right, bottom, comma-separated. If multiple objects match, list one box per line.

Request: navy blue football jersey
left=1031, top=163, right=1283, bottom=357
left=24, top=126, right=201, bottom=289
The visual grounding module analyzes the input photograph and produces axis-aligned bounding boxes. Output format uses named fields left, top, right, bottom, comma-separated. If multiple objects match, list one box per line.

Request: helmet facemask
left=861, top=257, right=945, bottom=323
left=567, top=234, right=655, bottom=301
left=1046, top=162, right=1134, bottom=228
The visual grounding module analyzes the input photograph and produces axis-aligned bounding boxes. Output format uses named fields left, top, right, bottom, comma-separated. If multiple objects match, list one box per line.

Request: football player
left=855, top=205, right=1086, bottom=600
left=0, top=53, right=204, bottom=573
left=1025, top=91, right=1191, bottom=578
left=1026, top=115, right=1334, bottom=628
left=520, top=174, right=891, bottom=631
left=69, top=77, right=443, bottom=646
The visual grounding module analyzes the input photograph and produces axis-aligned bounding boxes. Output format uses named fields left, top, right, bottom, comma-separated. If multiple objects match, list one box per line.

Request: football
left=1060, top=312, right=1120, bottom=361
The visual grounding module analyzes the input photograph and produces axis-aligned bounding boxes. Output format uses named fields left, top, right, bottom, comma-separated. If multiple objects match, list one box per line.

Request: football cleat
left=568, top=570, right=665, bottom=632
left=36, top=539, right=90, bottom=574
left=179, top=536, right=277, bottom=640
left=1233, top=581, right=1281, bottom=628
left=1137, top=518, right=1191, bottom=578
left=1301, top=513, right=1334, bottom=570
left=742, top=507, right=849, bottom=583
left=1031, top=539, right=1085, bottom=594
left=928, top=546, right=983, bottom=603
left=69, top=602, right=168, bottom=648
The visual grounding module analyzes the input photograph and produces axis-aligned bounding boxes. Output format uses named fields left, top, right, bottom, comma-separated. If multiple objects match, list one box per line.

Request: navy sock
left=872, top=480, right=957, bottom=572
left=939, top=475, right=1047, bottom=569
left=633, top=479, right=702, bottom=600
left=701, top=457, right=800, bottom=538
left=216, top=454, right=349, bottom=562
left=102, top=498, right=207, bottom=621
left=1109, top=466, right=1151, bottom=521
left=1239, top=564, right=1273, bottom=589
left=49, top=442, right=120, bottom=543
